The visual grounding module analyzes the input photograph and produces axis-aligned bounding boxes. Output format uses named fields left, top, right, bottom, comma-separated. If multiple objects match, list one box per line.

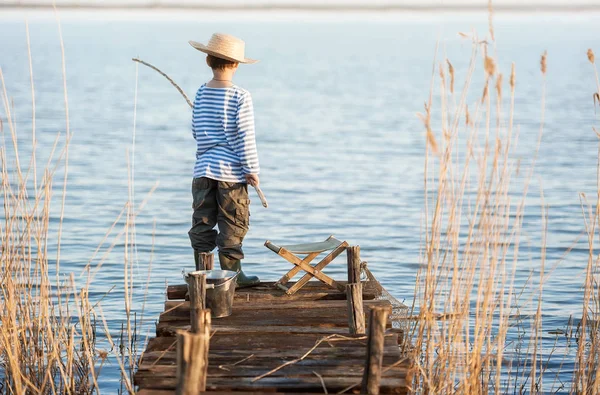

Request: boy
left=187, top=33, right=260, bottom=287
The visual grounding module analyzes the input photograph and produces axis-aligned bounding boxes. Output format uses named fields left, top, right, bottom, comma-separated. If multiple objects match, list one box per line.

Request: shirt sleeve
left=191, top=89, right=200, bottom=140
left=233, top=91, right=260, bottom=175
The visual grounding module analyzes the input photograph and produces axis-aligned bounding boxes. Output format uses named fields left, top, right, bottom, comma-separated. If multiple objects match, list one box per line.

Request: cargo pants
left=188, top=177, right=250, bottom=260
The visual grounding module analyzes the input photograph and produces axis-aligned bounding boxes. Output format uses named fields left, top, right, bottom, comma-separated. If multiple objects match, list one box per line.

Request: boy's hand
left=245, top=173, right=260, bottom=187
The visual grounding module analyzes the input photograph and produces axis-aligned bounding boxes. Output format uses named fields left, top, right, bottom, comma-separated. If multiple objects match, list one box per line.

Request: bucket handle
left=183, top=271, right=239, bottom=289
left=210, top=272, right=239, bottom=289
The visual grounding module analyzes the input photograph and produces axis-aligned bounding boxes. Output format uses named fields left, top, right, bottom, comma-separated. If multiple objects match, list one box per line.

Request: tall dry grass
left=0, top=15, right=154, bottom=395
left=572, top=49, right=600, bottom=395
left=409, top=30, right=552, bottom=393
left=409, top=25, right=600, bottom=394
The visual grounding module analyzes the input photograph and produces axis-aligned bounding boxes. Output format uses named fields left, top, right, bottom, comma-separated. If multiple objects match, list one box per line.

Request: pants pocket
left=192, top=177, right=212, bottom=210
left=234, top=198, right=250, bottom=235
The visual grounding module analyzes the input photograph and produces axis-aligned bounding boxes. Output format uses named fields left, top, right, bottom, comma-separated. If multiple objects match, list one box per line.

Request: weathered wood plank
left=139, top=277, right=409, bottom=395
left=136, top=363, right=407, bottom=379
left=147, top=333, right=365, bottom=350
left=140, top=346, right=401, bottom=365
left=139, top=392, right=300, bottom=395
left=157, top=300, right=394, bottom=335
left=156, top=314, right=394, bottom=337
left=160, top=299, right=391, bottom=322
left=144, top=332, right=398, bottom=353
left=135, top=375, right=407, bottom=394
left=140, top=353, right=402, bottom=368
left=139, top=392, right=293, bottom=395
left=157, top=324, right=359, bottom=337
left=166, top=281, right=380, bottom=301
left=140, top=349, right=402, bottom=365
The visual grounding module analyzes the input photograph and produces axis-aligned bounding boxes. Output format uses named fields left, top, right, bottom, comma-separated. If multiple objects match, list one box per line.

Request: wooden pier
left=134, top=249, right=412, bottom=394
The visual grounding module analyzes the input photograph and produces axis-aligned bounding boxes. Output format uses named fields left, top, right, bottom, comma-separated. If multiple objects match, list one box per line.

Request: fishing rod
left=132, top=57, right=268, bottom=208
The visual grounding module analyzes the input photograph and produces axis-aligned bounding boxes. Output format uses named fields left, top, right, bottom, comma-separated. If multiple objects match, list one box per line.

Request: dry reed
left=408, top=28, right=561, bottom=393
left=408, top=12, right=600, bottom=393
left=0, top=17, right=152, bottom=395
left=571, top=46, right=600, bottom=395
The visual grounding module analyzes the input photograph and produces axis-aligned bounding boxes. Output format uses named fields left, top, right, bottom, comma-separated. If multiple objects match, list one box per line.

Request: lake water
left=1, top=9, right=600, bottom=393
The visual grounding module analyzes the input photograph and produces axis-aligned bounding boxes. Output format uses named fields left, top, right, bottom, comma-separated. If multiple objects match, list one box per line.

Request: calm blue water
left=1, top=9, right=599, bottom=393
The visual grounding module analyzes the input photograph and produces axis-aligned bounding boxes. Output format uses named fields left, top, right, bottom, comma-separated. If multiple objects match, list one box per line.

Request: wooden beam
left=361, top=306, right=390, bottom=394
left=346, top=283, right=365, bottom=335
left=175, top=312, right=210, bottom=395
left=187, top=272, right=206, bottom=333
left=197, top=252, right=214, bottom=271
left=166, top=281, right=382, bottom=301
left=347, top=245, right=361, bottom=284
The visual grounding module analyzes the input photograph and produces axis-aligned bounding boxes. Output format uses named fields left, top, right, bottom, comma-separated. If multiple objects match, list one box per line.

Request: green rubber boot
left=219, top=253, right=260, bottom=288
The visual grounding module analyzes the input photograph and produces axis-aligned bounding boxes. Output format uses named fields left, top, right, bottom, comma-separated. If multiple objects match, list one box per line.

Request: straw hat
left=189, top=33, right=258, bottom=64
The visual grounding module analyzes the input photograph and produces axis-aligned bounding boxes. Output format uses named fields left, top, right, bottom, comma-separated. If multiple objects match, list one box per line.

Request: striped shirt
left=192, top=84, right=260, bottom=183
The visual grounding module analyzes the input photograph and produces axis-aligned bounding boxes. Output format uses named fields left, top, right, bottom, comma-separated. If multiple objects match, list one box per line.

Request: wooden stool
left=265, top=235, right=349, bottom=295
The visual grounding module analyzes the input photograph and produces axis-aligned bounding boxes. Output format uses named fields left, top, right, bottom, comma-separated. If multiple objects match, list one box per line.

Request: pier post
left=196, top=252, right=214, bottom=271
left=346, top=283, right=365, bottom=335
left=346, top=245, right=361, bottom=284
left=176, top=310, right=211, bottom=395
left=346, top=246, right=365, bottom=335
left=188, top=272, right=207, bottom=333
left=361, top=306, right=390, bottom=395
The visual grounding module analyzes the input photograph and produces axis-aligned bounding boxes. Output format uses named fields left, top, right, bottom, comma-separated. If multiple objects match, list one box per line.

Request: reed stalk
left=409, top=29, right=553, bottom=393
left=0, top=16, right=153, bottom=395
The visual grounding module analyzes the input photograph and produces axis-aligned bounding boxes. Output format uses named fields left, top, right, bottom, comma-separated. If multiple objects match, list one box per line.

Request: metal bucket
left=186, top=270, right=238, bottom=318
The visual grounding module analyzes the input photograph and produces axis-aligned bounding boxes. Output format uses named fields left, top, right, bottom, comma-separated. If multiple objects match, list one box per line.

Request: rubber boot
left=219, top=253, right=260, bottom=288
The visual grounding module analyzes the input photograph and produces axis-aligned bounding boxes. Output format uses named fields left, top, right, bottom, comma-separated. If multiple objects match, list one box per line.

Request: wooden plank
left=156, top=313, right=394, bottom=337
left=141, top=346, right=401, bottom=363
left=139, top=392, right=293, bottom=395
left=140, top=350, right=402, bottom=367
left=139, top=392, right=302, bottom=395
left=158, top=303, right=393, bottom=327
left=140, top=333, right=401, bottom=366
left=137, top=390, right=173, bottom=395
left=135, top=375, right=407, bottom=393
left=166, top=281, right=379, bottom=301
left=160, top=300, right=391, bottom=321
left=136, top=363, right=407, bottom=379
left=141, top=349, right=401, bottom=363
left=139, top=273, right=410, bottom=395
left=157, top=324, right=357, bottom=337
left=144, top=332, right=398, bottom=353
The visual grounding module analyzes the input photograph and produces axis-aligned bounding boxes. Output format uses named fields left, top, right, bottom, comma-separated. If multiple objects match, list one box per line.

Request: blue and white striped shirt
left=192, top=84, right=260, bottom=183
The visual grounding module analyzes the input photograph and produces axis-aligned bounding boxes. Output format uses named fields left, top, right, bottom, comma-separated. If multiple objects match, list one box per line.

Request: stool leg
left=286, top=242, right=349, bottom=295
left=274, top=250, right=320, bottom=287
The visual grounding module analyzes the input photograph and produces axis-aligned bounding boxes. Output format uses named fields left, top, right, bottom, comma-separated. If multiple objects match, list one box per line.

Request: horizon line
left=2, top=2, right=600, bottom=13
